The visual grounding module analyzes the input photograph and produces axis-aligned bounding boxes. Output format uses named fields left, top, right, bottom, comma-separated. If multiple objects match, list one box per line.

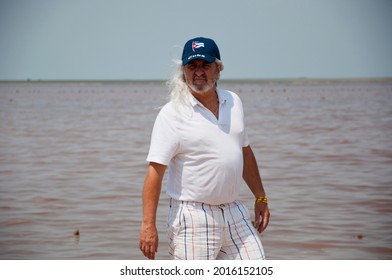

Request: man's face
left=183, top=59, right=220, bottom=94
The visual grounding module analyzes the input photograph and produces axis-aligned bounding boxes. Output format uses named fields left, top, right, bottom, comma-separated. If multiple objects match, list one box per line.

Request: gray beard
left=187, top=78, right=217, bottom=94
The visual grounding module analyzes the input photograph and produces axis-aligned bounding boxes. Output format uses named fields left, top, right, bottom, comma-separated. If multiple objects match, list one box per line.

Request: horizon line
left=1, top=77, right=392, bottom=84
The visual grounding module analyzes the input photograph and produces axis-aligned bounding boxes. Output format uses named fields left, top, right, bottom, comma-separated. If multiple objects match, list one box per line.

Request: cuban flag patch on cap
left=192, top=41, right=205, bottom=52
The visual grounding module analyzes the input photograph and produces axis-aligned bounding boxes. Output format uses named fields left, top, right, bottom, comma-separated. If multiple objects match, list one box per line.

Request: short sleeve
left=146, top=103, right=180, bottom=165
left=242, top=127, right=250, bottom=147
left=234, top=92, right=250, bottom=147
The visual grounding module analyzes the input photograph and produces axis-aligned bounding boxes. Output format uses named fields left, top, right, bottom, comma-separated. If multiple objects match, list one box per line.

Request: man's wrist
left=255, top=195, right=268, bottom=204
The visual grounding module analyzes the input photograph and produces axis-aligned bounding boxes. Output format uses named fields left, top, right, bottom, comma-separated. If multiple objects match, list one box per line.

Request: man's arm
left=242, top=145, right=270, bottom=233
left=139, top=162, right=167, bottom=259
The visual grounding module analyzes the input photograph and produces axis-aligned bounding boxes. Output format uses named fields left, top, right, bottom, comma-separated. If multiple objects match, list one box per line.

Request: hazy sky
left=0, top=0, right=391, bottom=80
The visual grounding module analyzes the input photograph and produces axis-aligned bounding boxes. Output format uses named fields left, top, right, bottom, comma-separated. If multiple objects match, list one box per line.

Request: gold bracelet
left=255, top=195, right=268, bottom=204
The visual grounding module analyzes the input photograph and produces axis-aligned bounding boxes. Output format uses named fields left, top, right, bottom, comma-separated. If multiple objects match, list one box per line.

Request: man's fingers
left=254, top=208, right=261, bottom=224
left=258, top=209, right=270, bottom=233
left=140, top=237, right=155, bottom=259
left=140, top=244, right=156, bottom=260
left=146, top=245, right=154, bottom=260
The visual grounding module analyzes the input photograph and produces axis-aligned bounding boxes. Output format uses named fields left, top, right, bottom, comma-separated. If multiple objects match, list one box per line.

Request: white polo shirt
left=147, top=88, right=249, bottom=205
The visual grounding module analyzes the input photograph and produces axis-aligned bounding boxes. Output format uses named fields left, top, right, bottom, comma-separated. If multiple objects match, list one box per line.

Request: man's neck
left=190, top=87, right=218, bottom=107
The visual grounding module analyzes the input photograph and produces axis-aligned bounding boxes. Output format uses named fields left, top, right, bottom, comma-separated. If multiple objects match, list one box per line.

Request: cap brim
left=182, top=54, right=216, bottom=65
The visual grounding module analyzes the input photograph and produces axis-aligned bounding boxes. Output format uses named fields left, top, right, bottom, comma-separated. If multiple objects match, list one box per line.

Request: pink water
left=0, top=80, right=391, bottom=259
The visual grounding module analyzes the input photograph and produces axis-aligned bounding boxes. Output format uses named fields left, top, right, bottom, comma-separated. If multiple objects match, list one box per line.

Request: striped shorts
left=167, top=199, right=265, bottom=260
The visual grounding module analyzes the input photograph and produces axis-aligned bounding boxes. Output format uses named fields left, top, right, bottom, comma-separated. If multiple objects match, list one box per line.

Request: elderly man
left=139, top=37, right=270, bottom=260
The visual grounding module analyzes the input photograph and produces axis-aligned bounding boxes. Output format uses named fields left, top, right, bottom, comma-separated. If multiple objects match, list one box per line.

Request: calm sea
left=0, top=80, right=391, bottom=259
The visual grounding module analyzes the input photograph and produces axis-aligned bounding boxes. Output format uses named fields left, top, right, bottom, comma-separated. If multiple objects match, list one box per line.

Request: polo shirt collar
left=189, top=93, right=198, bottom=107
left=216, top=88, right=228, bottom=104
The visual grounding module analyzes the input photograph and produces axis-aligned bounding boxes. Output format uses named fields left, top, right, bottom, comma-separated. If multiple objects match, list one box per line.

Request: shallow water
left=0, top=80, right=391, bottom=259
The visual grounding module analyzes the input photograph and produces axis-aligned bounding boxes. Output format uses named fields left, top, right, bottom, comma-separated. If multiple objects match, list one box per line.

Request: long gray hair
left=166, top=59, right=224, bottom=107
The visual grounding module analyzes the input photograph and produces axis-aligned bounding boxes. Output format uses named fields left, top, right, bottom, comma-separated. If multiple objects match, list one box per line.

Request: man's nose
left=195, top=68, right=204, bottom=76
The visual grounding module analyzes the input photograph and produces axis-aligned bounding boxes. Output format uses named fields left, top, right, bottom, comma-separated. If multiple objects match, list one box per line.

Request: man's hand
left=254, top=202, right=270, bottom=234
left=139, top=222, right=159, bottom=260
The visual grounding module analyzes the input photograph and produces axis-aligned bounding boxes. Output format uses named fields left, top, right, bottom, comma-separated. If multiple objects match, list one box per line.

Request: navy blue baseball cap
left=181, top=37, right=221, bottom=65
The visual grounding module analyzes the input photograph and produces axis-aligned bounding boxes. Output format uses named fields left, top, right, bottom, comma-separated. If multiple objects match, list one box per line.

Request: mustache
left=193, top=75, right=207, bottom=81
